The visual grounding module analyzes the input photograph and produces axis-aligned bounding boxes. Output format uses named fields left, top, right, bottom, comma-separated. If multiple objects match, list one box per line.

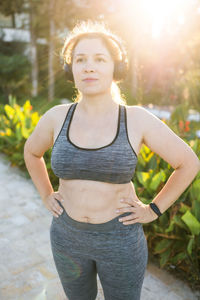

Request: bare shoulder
left=125, top=104, right=169, bottom=132
left=48, top=103, right=72, bottom=118
left=35, top=103, right=71, bottom=129
left=125, top=104, right=144, bottom=114
left=125, top=104, right=149, bottom=117
left=24, top=103, right=73, bottom=157
left=124, top=104, right=147, bottom=128
left=50, top=103, right=73, bottom=129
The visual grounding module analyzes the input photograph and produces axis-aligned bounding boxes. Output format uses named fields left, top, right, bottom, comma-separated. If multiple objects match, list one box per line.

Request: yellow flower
left=5, top=128, right=12, bottom=136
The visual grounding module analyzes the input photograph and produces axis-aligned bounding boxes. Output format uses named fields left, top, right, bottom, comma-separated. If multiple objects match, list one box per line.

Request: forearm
left=152, top=161, right=200, bottom=214
left=24, top=150, right=54, bottom=202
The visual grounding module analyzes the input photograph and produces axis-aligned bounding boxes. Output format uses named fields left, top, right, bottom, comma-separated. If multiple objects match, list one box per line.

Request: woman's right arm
left=23, top=106, right=64, bottom=217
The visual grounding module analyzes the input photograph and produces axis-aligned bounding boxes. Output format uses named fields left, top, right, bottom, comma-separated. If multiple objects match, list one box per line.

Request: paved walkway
left=0, top=152, right=199, bottom=300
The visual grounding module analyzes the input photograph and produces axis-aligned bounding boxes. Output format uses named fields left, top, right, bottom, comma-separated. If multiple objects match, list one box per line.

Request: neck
left=78, top=90, right=118, bottom=116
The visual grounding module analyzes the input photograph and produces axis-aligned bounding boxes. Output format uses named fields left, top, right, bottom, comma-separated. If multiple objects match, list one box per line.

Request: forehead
left=73, top=38, right=111, bottom=57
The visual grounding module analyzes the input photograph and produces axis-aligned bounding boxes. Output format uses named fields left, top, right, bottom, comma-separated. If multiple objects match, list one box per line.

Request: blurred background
left=0, top=0, right=200, bottom=111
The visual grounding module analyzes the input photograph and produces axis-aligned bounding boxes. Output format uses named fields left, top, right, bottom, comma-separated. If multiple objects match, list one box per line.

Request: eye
left=76, top=57, right=105, bottom=63
left=97, top=57, right=105, bottom=62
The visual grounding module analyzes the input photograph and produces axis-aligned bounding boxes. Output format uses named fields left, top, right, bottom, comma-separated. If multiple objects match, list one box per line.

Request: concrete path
left=0, top=152, right=199, bottom=300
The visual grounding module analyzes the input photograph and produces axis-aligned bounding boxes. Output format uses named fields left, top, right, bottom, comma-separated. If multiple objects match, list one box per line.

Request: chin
left=81, top=88, right=103, bottom=94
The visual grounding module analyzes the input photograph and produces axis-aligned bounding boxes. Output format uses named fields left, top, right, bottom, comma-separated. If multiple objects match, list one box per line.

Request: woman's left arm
left=140, top=107, right=200, bottom=215
left=117, top=106, right=200, bottom=225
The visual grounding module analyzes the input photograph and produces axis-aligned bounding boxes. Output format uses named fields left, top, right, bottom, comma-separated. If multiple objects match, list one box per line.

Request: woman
left=24, top=20, right=200, bottom=300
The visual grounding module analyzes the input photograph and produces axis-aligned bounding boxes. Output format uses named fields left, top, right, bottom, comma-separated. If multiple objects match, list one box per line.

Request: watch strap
left=149, top=202, right=162, bottom=217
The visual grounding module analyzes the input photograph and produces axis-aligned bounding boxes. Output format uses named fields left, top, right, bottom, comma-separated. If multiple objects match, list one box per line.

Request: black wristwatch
left=149, top=202, right=162, bottom=217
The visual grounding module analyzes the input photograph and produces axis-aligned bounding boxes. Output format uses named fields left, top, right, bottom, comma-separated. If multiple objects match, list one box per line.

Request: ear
left=63, top=63, right=74, bottom=82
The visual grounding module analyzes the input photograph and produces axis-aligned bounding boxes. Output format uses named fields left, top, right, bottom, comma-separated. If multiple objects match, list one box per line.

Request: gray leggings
left=50, top=201, right=148, bottom=300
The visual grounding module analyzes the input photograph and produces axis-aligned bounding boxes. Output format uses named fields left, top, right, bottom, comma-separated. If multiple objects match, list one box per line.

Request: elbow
left=23, top=141, right=43, bottom=159
left=24, top=141, right=33, bottom=158
left=187, top=157, right=200, bottom=175
left=177, top=155, right=200, bottom=174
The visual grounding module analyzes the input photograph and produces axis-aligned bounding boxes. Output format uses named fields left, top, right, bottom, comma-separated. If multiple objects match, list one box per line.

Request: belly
left=58, top=178, right=138, bottom=224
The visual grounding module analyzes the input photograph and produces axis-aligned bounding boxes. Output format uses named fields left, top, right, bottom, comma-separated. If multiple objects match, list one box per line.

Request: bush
left=138, top=142, right=200, bottom=290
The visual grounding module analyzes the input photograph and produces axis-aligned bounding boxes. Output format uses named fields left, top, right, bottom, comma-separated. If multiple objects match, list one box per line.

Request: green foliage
left=0, top=38, right=31, bottom=103
left=0, top=95, right=59, bottom=185
left=0, top=95, right=40, bottom=168
left=136, top=135, right=200, bottom=290
left=170, top=102, right=189, bottom=124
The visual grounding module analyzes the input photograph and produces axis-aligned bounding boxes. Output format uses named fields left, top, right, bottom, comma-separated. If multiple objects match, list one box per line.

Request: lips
left=83, top=78, right=98, bottom=82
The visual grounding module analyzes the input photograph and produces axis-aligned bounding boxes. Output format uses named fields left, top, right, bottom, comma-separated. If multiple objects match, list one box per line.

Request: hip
left=50, top=201, right=147, bottom=252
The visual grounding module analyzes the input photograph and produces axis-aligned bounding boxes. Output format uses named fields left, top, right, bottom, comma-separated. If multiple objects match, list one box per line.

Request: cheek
left=99, top=64, right=112, bottom=75
left=103, top=65, right=114, bottom=77
left=103, top=69, right=114, bottom=82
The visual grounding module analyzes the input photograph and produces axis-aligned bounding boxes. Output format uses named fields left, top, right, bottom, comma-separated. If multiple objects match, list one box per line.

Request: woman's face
left=71, top=38, right=114, bottom=95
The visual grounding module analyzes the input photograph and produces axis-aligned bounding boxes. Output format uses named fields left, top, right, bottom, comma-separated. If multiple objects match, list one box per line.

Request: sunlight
left=140, top=0, right=193, bottom=38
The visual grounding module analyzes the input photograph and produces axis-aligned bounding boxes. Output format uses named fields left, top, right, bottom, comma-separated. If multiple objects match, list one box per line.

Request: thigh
left=96, top=224, right=148, bottom=300
left=50, top=217, right=98, bottom=300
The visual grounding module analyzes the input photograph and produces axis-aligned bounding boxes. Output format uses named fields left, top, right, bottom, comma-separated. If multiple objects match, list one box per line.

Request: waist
left=58, top=179, right=137, bottom=223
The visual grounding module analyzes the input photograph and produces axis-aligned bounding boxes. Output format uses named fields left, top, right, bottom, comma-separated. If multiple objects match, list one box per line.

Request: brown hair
left=60, top=19, right=128, bottom=105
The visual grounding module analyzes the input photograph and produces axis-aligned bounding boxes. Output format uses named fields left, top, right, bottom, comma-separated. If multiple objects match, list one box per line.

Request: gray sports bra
left=51, top=102, right=138, bottom=184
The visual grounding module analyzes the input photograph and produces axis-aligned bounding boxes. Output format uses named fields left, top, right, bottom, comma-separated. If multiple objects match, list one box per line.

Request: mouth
left=83, top=79, right=98, bottom=82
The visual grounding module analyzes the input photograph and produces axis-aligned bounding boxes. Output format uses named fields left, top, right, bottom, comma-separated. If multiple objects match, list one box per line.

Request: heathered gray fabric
left=50, top=200, right=148, bottom=300
left=51, top=102, right=138, bottom=184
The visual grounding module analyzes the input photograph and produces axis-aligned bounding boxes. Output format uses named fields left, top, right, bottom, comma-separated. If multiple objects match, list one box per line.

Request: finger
left=50, top=203, right=60, bottom=218
left=121, top=198, right=136, bottom=206
left=52, top=201, right=63, bottom=216
left=119, top=215, right=139, bottom=225
left=52, top=211, right=60, bottom=218
left=53, top=197, right=64, bottom=208
left=116, top=206, right=134, bottom=214
left=118, top=213, right=136, bottom=222
left=122, top=218, right=139, bottom=225
left=52, top=207, right=63, bottom=218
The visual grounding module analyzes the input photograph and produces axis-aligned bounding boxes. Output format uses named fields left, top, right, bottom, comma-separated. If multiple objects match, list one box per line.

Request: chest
left=53, top=106, right=143, bottom=156
left=68, top=114, right=119, bottom=149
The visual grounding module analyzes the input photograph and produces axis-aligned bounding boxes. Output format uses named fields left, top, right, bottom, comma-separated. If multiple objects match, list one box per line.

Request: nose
left=83, top=60, right=95, bottom=72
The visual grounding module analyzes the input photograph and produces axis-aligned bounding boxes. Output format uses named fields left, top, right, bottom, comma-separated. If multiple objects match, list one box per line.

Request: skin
left=24, top=37, right=200, bottom=226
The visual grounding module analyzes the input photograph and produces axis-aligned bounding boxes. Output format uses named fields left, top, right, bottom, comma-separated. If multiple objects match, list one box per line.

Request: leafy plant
left=0, top=95, right=40, bottom=167
left=0, top=95, right=59, bottom=186
left=137, top=139, right=200, bottom=290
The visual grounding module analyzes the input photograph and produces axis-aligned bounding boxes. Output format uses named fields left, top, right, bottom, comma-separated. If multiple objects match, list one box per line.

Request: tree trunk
left=29, top=0, right=38, bottom=98
left=48, top=0, right=56, bottom=102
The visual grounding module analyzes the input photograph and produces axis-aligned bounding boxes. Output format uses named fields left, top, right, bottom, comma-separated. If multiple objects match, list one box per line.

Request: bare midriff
left=54, top=104, right=143, bottom=224
left=58, top=178, right=138, bottom=224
